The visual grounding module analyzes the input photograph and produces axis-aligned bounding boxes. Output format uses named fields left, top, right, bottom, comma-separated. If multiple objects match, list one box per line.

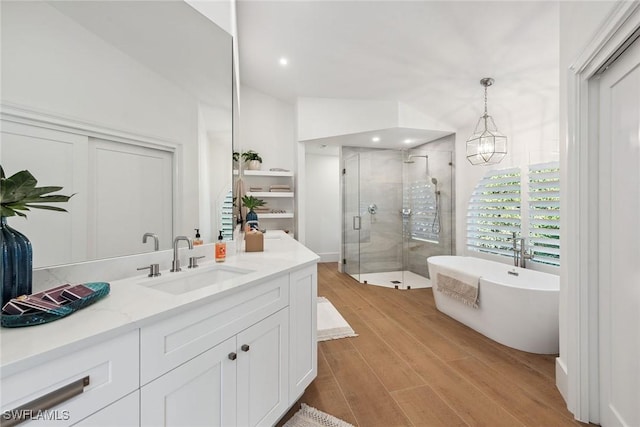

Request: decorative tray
left=1, top=282, right=110, bottom=328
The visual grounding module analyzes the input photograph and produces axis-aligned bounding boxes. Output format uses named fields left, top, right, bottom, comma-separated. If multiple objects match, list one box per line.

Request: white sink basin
left=138, top=264, right=254, bottom=295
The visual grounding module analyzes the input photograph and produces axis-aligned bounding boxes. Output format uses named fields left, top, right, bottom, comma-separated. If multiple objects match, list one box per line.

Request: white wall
left=557, top=0, right=618, bottom=409
left=239, top=85, right=296, bottom=171
left=297, top=98, right=398, bottom=141
left=238, top=85, right=297, bottom=235
left=304, top=153, right=340, bottom=262
left=297, top=97, right=453, bottom=142
left=1, top=1, right=200, bottom=238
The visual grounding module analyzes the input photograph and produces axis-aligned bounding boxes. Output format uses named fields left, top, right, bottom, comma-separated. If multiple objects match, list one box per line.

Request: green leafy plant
left=0, top=166, right=74, bottom=218
left=241, top=150, right=262, bottom=163
left=241, top=195, right=265, bottom=211
left=233, top=151, right=240, bottom=162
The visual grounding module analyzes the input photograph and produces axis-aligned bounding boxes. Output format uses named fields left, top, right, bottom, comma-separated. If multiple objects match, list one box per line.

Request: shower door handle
left=352, top=216, right=361, bottom=230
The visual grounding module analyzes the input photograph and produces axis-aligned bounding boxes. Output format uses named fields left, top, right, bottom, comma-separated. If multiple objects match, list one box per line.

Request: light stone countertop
left=0, top=231, right=319, bottom=377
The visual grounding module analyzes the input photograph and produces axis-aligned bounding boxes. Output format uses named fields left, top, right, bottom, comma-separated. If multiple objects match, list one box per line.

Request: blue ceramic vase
left=246, top=210, right=259, bottom=230
left=0, top=217, right=33, bottom=307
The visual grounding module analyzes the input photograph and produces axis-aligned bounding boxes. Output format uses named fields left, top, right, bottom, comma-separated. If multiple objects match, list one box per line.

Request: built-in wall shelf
left=258, top=213, right=294, bottom=219
left=247, top=191, right=294, bottom=198
left=244, top=170, right=293, bottom=177
left=240, top=169, right=295, bottom=236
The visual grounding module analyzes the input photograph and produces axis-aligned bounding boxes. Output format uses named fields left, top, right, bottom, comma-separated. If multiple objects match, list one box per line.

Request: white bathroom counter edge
left=0, top=235, right=320, bottom=377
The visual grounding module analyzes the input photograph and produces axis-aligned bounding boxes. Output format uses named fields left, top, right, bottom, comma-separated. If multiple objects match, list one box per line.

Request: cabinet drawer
left=140, top=275, right=289, bottom=384
left=1, top=330, right=139, bottom=426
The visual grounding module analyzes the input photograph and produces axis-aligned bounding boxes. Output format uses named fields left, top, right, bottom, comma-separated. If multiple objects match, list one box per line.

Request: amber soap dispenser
left=215, top=230, right=226, bottom=262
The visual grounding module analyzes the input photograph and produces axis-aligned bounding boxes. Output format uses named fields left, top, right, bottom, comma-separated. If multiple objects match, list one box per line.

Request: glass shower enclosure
left=343, top=147, right=454, bottom=289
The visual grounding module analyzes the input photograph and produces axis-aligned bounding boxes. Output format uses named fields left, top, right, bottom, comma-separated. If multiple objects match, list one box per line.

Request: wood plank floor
left=279, top=263, right=586, bottom=427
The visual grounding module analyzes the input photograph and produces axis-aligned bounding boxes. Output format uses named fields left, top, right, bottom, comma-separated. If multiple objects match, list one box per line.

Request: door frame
left=565, top=2, right=640, bottom=422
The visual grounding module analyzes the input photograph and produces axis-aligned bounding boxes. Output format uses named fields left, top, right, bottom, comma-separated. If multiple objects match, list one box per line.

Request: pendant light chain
left=484, top=84, right=488, bottom=117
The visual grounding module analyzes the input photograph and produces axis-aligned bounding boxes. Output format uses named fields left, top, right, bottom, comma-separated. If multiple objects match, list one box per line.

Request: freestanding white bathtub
left=427, top=255, right=559, bottom=354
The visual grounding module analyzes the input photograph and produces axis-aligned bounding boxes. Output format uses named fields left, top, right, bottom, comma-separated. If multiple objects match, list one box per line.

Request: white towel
left=436, top=265, right=480, bottom=308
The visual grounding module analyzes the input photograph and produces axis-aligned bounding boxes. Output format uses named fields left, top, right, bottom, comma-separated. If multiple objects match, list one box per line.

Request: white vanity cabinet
left=288, top=265, right=318, bottom=401
left=140, top=309, right=290, bottom=427
left=140, top=337, right=238, bottom=426
left=236, top=308, right=289, bottom=427
left=0, top=330, right=139, bottom=426
left=0, top=260, right=318, bottom=427
left=73, top=391, right=140, bottom=427
left=138, top=266, right=309, bottom=427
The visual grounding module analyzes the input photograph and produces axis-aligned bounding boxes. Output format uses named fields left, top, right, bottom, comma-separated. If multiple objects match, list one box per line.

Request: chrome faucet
left=143, top=232, right=159, bottom=251
left=509, top=232, right=534, bottom=268
left=510, top=232, right=519, bottom=267
left=518, top=237, right=534, bottom=268
left=171, top=236, right=193, bottom=272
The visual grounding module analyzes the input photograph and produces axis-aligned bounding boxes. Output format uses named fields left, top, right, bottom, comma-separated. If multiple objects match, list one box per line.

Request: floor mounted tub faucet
left=509, top=232, right=534, bottom=268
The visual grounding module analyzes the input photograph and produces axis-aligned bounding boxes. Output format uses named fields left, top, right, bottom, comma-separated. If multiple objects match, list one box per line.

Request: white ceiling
left=236, top=1, right=560, bottom=148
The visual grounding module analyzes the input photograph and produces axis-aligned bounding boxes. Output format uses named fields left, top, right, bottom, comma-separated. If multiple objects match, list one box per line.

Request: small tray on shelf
left=1, top=282, right=110, bottom=328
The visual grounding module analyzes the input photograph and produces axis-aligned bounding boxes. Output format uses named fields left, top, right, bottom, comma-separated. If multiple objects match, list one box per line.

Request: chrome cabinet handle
left=1, top=376, right=90, bottom=427
left=241, top=344, right=250, bottom=352
left=352, top=216, right=361, bottom=230
left=228, top=352, right=237, bottom=361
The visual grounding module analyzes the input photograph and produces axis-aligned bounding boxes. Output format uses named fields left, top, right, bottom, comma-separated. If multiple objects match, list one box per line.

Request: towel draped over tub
left=436, top=266, right=480, bottom=309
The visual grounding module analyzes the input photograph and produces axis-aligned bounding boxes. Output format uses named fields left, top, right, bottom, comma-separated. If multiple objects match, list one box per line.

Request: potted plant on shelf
left=241, top=195, right=265, bottom=230
left=241, top=150, right=262, bottom=170
left=0, top=166, right=73, bottom=307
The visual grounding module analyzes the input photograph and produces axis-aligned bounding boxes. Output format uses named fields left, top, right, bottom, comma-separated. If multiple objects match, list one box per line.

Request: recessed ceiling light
left=372, top=136, right=380, bottom=142
left=404, top=139, right=413, bottom=144
left=279, top=57, right=288, bottom=66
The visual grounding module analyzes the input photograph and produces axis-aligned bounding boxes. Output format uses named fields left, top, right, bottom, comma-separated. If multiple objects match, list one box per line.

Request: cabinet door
left=73, top=391, right=139, bottom=427
left=289, top=265, right=318, bottom=401
left=140, top=337, right=237, bottom=427
left=236, top=309, right=289, bottom=427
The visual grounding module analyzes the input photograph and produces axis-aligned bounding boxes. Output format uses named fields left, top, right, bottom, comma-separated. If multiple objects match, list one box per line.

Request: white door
left=598, top=36, right=640, bottom=427
left=140, top=337, right=237, bottom=427
left=236, top=309, right=289, bottom=427
left=91, top=137, right=173, bottom=259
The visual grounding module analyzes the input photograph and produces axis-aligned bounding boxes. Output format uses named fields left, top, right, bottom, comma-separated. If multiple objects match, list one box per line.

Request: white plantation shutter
left=528, top=162, right=560, bottom=267
left=467, top=167, right=521, bottom=257
left=221, top=190, right=234, bottom=239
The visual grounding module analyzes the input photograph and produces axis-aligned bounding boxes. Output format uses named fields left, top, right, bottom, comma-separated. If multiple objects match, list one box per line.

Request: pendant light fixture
left=466, top=77, right=507, bottom=165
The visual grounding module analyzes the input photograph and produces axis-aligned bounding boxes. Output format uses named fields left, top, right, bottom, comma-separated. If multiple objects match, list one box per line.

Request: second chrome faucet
left=510, top=232, right=534, bottom=268
left=171, top=236, right=193, bottom=272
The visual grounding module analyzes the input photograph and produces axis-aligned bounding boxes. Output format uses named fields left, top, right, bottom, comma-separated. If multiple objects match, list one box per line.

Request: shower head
left=431, top=177, right=438, bottom=185
left=404, top=154, right=428, bottom=164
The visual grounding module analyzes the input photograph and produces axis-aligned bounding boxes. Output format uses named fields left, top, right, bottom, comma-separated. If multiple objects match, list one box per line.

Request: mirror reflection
left=0, top=1, right=233, bottom=268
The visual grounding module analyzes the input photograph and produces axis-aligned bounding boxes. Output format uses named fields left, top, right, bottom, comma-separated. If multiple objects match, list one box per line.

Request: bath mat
left=284, top=403, right=355, bottom=427
left=317, top=297, right=358, bottom=341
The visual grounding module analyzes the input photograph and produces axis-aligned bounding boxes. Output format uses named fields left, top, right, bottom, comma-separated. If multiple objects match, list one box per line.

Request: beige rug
left=284, top=403, right=355, bottom=427
left=317, top=297, right=357, bottom=341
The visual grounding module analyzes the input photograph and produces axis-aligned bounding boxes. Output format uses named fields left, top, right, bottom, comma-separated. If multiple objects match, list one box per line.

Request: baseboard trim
left=556, top=357, right=569, bottom=404
left=318, top=252, right=339, bottom=263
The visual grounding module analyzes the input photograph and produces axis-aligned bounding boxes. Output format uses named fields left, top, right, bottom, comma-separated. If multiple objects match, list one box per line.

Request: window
left=466, top=167, right=521, bottom=257
left=528, top=162, right=560, bottom=267
left=466, top=162, right=561, bottom=268
left=221, top=190, right=234, bottom=239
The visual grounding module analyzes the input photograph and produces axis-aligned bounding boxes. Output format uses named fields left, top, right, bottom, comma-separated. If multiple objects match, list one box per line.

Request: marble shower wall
left=404, top=138, right=456, bottom=278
